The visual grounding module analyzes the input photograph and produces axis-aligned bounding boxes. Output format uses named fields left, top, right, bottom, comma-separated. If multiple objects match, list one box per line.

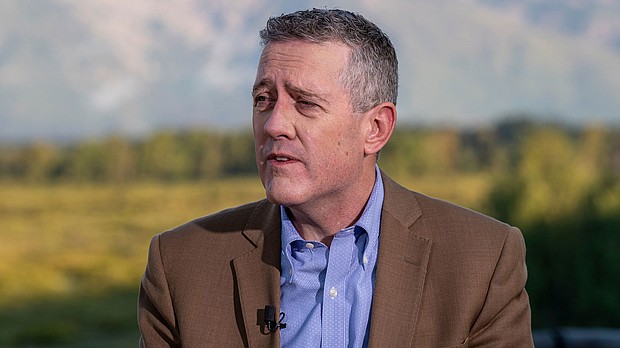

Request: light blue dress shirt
left=280, top=166, right=384, bottom=347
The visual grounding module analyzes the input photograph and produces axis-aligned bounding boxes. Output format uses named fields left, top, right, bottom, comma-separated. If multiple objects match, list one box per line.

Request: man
left=138, top=8, right=533, bottom=347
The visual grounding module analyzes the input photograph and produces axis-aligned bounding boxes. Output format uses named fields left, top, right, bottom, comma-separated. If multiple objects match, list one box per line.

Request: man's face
left=252, top=41, right=371, bottom=210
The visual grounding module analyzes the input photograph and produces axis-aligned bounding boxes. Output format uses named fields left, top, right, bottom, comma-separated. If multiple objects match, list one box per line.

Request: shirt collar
left=355, top=165, right=384, bottom=253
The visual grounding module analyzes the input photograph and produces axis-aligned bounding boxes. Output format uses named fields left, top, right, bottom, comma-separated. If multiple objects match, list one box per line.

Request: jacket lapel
left=232, top=201, right=282, bottom=348
left=368, top=174, right=432, bottom=347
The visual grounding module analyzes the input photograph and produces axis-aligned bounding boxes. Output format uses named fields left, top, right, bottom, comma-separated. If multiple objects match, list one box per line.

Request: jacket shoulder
left=406, top=190, right=525, bottom=276
left=382, top=172, right=520, bottom=253
left=413, top=191, right=512, bottom=234
left=382, top=172, right=514, bottom=239
left=157, top=199, right=277, bottom=252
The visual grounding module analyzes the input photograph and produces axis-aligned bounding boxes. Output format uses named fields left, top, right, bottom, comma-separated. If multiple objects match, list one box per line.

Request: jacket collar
left=368, top=172, right=432, bottom=347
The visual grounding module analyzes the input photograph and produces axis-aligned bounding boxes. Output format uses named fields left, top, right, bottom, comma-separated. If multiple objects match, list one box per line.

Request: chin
left=265, top=190, right=295, bottom=206
left=261, top=176, right=296, bottom=202
left=264, top=185, right=305, bottom=207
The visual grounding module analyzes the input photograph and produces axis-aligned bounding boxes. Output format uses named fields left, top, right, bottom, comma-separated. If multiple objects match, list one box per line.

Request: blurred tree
left=66, top=141, right=107, bottom=182
left=102, top=136, right=136, bottom=183
left=139, top=131, right=193, bottom=181
left=179, top=131, right=224, bottom=179
left=421, top=128, right=459, bottom=175
left=578, top=124, right=609, bottom=172
left=379, top=129, right=427, bottom=177
left=21, top=142, right=62, bottom=182
left=517, top=127, right=580, bottom=224
left=0, top=145, right=21, bottom=178
left=459, top=128, right=496, bottom=172
left=486, top=125, right=620, bottom=329
left=220, top=132, right=256, bottom=176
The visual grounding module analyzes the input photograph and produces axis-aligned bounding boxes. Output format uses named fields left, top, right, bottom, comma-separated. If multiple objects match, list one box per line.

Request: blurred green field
left=0, top=178, right=265, bottom=347
left=0, top=174, right=489, bottom=347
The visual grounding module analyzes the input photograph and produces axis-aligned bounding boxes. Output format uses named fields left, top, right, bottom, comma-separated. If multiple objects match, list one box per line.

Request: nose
left=262, top=99, right=295, bottom=140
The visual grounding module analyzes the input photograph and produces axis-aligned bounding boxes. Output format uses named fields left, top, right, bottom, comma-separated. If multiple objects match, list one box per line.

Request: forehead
left=255, top=41, right=350, bottom=83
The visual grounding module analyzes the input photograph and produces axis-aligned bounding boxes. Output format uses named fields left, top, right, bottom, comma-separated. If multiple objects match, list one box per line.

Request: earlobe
left=364, top=102, right=396, bottom=155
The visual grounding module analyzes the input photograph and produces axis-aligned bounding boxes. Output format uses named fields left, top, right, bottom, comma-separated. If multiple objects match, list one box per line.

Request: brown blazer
left=138, top=173, right=533, bottom=347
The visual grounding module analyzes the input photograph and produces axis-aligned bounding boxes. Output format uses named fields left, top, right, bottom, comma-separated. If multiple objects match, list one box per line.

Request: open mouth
left=266, top=154, right=297, bottom=163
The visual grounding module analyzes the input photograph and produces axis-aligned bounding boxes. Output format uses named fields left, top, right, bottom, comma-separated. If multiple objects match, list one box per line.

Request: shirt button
left=363, top=254, right=369, bottom=265
left=305, top=242, right=314, bottom=249
left=329, top=287, right=338, bottom=298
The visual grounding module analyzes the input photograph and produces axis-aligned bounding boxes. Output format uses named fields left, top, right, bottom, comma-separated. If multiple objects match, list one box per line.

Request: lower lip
left=268, top=158, right=298, bottom=166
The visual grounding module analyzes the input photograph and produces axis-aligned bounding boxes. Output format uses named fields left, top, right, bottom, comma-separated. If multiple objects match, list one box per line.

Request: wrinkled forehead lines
left=255, top=46, right=299, bottom=90
left=255, top=51, right=305, bottom=82
left=254, top=41, right=350, bottom=92
left=257, top=41, right=350, bottom=73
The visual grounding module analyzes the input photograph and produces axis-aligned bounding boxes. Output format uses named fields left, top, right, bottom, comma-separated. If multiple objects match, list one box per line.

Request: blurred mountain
left=1, top=0, right=619, bottom=141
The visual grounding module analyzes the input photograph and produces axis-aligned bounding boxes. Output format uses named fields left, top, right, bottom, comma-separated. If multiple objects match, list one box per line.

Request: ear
left=363, top=102, right=397, bottom=156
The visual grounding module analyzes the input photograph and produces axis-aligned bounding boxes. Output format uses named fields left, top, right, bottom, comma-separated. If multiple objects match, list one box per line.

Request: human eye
left=295, top=99, right=320, bottom=111
left=298, top=99, right=315, bottom=106
left=253, top=94, right=274, bottom=111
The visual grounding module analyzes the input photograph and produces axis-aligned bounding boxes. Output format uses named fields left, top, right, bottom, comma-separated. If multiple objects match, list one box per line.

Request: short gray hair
left=259, top=8, right=398, bottom=113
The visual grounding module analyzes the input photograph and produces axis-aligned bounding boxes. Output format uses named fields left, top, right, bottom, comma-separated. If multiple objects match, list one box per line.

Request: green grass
left=0, top=178, right=266, bottom=347
left=0, top=174, right=489, bottom=347
left=0, top=287, right=139, bottom=347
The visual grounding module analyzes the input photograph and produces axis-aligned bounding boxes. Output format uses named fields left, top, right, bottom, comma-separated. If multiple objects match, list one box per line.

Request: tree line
left=2, top=119, right=618, bottom=184
left=0, top=130, right=256, bottom=183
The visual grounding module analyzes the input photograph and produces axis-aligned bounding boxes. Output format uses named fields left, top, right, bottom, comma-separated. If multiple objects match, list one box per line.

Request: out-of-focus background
left=0, top=0, right=618, bottom=347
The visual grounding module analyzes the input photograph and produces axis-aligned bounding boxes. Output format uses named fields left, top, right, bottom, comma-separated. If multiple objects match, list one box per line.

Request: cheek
left=252, top=117, right=263, bottom=136
left=303, top=118, right=363, bottom=161
left=334, top=139, right=349, bottom=157
left=338, top=125, right=365, bottom=157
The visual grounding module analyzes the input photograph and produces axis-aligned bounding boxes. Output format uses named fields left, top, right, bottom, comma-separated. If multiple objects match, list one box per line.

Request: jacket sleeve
left=468, top=227, right=534, bottom=347
left=138, top=234, right=180, bottom=347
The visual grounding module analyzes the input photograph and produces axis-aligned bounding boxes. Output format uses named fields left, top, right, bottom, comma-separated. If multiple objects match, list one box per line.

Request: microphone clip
left=264, top=305, right=287, bottom=332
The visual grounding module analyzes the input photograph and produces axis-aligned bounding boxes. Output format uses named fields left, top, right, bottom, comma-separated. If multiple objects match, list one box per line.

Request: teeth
left=275, top=156, right=289, bottom=161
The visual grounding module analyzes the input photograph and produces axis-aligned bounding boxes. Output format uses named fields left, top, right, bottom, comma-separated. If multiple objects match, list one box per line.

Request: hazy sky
left=1, top=0, right=619, bottom=141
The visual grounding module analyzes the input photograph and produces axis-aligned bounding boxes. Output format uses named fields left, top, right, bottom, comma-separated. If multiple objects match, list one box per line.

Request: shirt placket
left=321, top=228, right=355, bottom=347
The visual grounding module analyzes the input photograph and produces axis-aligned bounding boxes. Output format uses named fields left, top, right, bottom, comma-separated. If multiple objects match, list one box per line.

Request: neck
left=286, top=168, right=377, bottom=247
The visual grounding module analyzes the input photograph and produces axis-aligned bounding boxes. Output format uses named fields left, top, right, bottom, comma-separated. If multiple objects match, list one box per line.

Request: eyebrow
left=285, top=82, right=329, bottom=104
left=251, top=78, right=329, bottom=105
left=251, top=78, right=275, bottom=96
